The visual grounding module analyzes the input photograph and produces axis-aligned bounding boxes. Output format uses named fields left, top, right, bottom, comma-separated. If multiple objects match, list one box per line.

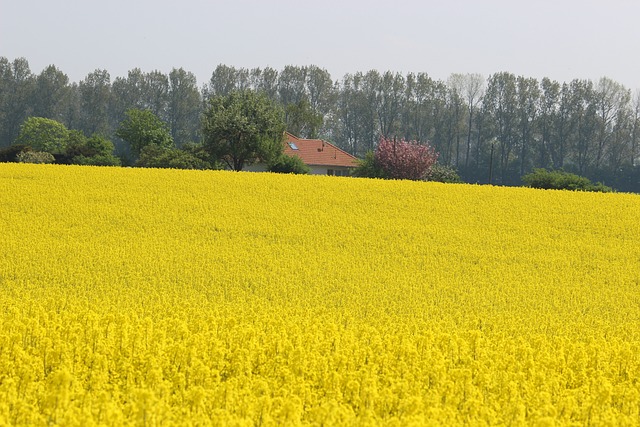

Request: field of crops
left=0, top=163, right=639, bottom=426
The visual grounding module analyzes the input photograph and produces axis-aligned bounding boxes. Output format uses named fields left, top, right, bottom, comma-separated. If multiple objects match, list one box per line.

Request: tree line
left=1, top=57, right=639, bottom=191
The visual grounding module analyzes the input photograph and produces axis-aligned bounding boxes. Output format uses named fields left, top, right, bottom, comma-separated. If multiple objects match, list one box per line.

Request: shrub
left=64, top=133, right=120, bottom=166
left=16, top=150, right=55, bottom=164
left=267, top=154, right=310, bottom=174
left=425, top=164, right=463, bottom=183
left=375, top=137, right=438, bottom=180
left=353, top=151, right=387, bottom=179
left=522, top=169, right=613, bottom=192
left=588, top=181, right=615, bottom=193
left=136, top=145, right=210, bottom=170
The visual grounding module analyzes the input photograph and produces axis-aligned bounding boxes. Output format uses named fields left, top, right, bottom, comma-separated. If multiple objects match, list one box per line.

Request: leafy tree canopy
left=15, top=117, right=70, bottom=154
left=201, top=90, right=286, bottom=171
left=116, top=109, right=174, bottom=156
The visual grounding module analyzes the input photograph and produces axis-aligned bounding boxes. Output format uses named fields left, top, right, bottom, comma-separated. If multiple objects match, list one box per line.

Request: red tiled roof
left=283, top=132, right=358, bottom=168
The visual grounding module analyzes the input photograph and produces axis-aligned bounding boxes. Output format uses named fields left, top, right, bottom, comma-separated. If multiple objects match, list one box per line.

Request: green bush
left=136, top=145, right=211, bottom=170
left=65, top=133, right=120, bottom=166
left=352, top=151, right=386, bottom=179
left=16, top=150, right=55, bottom=164
left=522, top=169, right=613, bottom=192
left=267, top=154, right=310, bottom=174
left=588, top=181, right=615, bottom=193
left=425, top=164, right=463, bottom=183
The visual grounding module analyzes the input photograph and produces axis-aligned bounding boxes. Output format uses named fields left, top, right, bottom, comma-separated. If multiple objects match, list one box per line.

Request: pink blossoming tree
left=375, top=136, right=438, bottom=180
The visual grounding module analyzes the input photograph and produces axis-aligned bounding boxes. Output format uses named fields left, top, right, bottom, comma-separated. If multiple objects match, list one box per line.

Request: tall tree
left=607, top=89, right=632, bottom=171
left=285, top=99, right=323, bottom=138
left=484, top=72, right=518, bottom=183
left=401, top=72, right=437, bottom=144
left=202, top=89, right=286, bottom=171
left=277, top=65, right=307, bottom=108
left=205, top=65, right=251, bottom=101
left=352, top=72, right=378, bottom=154
left=537, top=78, right=560, bottom=169
left=78, top=69, right=112, bottom=137
left=429, top=81, right=450, bottom=163
left=31, top=65, right=70, bottom=122
left=250, top=67, right=279, bottom=99
left=594, top=77, right=628, bottom=169
left=631, top=90, right=640, bottom=167
left=305, top=65, right=335, bottom=136
left=143, top=71, right=170, bottom=121
left=167, top=68, right=201, bottom=147
left=444, top=77, right=465, bottom=167
left=551, top=82, right=573, bottom=169
left=334, top=73, right=375, bottom=156
left=473, top=98, right=493, bottom=174
left=111, top=68, right=146, bottom=132
left=572, top=80, right=599, bottom=174
left=0, top=57, right=35, bottom=147
left=449, top=73, right=485, bottom=169
left=373, top=71, right=405, bottom=138
left=516, top=76, right=540, bottom=175
left=58, top=82, right=82, bottom=132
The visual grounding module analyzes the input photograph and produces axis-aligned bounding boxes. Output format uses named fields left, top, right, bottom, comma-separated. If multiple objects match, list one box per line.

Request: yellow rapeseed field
left=0, top=163, right=639, bottom=426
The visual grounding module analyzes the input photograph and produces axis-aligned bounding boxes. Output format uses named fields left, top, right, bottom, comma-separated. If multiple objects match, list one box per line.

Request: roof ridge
left=317, top=138, right=358, bottom=160
left=286, top=132, right=358, bottom=160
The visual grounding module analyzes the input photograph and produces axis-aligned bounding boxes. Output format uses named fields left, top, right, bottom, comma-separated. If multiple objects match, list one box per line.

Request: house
left=246, top=132, right=359, bottom=175
left=282, top=133, right=359, bottom=175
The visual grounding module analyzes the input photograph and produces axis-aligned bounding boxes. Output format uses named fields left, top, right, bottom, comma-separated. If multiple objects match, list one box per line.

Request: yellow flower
left=0, top=162, right=639, bottom=425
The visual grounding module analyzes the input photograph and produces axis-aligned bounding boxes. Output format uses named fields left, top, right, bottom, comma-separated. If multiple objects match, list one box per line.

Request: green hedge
left=522, top=169, right=613, bottom=192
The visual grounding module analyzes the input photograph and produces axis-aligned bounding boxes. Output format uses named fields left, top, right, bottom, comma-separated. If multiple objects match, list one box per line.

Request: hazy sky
left=2, top=0, right=640, bottom=90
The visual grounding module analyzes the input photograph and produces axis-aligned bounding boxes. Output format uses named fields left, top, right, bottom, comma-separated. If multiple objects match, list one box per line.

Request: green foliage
left=71, top=154, right=121, bottom=167
left=136, top=145, right=210, bottom=170
left=116, top=109, right=174, bottom=156
left=267, top=154, right=310, bottom=174
left=85, top=135, right=116, bottom=157
left=62, top=132, right=119, bottom=166
left=180, top=142, right=215, bottom=166
left=66, top=132, right=114, bottom=157
left=16, top=150, right=55, bottom=164
left=522, top=169, right=613, bottom=192
left=64, top=130, right=89, bottom=155
left=15, top=117, right=70, bottom=154
left=352, top=151, right=387, bottom=179
left=425, top=164, right=463, bottom=183
left=201, top=90, right=286, bottom=171
left=285, top=99, right=323, bottom=139
left=587, top=181, right=615, bottom=193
